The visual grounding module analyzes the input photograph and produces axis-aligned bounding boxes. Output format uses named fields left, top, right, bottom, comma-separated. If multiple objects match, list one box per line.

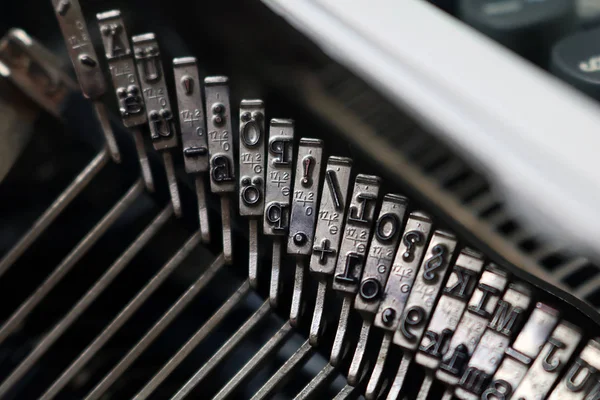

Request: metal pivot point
left=132, top=33, right=181, bottom=216
left=389, top=230, right=459, bottom=397
left=308, top=156, right=353, bottom=345
left=264, top=118, right=295, bottom=306
left=288, top=138, right=324, bottom=326
left=205, top=76, right=236, bottom=262
left=174, top=57, right=211, bottom=241
left=239, top=99, right=266, bottom=286
left=52, top=0, right=121, bottom=162
left=97, top=10, right=154, bottom=190
left=349, top=194, right=409, bottom=385
left=330, top=174, right=381, bottom=366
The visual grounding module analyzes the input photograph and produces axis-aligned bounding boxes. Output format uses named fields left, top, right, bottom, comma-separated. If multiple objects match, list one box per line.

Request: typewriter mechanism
left=0, top=1, right=599, bottom=399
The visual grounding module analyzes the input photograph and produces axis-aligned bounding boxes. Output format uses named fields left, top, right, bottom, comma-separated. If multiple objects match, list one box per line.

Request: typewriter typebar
left=375, top=211, right=434, bottom=332
left=132, top=33, right=176, bottom=150
left=415, top=248, right=485, bottom=371
left=455, top=283, right=533, bottom=400
left=51, top=0, right=120, bottom=161
left=173, top=57, right=208, bottom=176
left=387, top=230, right=459, bottom=399
left=173, top=57, right=210, bottom=242
left=309, top=156, right=353, bottom=277
left=239, top=100, right=266, bottom=217
left=51, top=0, right=105, bottom=99
left=548, top=339, right=600, bottom=400
left=394, top=230, right=459, bottom=350
left=436, top=265, right=510, bottom=387
left=239, top=99, right=266, bottom=286
left=2, top=3, right=600, bottom=400
left=482, top=302, right=560, bottom=399
left=96, top=10, right=154, bottom=191
left=97, top=10, right=145, bottom=128
left=308, top=155, right=353, bottom=345
left=354, top=194, right=409, bottom=318
left=264, top=119, right=295, bottom=237
left=287, top=138, right=324, bottom=257
left=204, top=76, right=235, bottom=195
left=332, top=174, right=381, bottom=294
left=287, top=138, right=324, bottom=324
left=132, top=32, right=182, bottom=216
left=264, top=118, right=295, bottom=306
left=205, top=76, right=235, bottom=262
left=512, top=321, right=583, bottom=400
left=348, top=194, right=409, bottom=384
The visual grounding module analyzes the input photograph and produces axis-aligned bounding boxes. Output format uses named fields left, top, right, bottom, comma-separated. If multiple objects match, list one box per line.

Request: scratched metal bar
left=40, top=231, right=205, bottom=400
left=0, top=204, right=173, bottom=398
left=0, top=149, right=110, bottom=278
left=0, top=178, right=144, bottom=350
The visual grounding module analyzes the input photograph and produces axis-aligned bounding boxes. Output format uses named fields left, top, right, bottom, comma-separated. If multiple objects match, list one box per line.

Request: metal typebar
left=251, top=340, right=315, bottom=400
left=51, top=0, right=121, bottom=162
left=294, top=362, right=338, bottom=400
left=333, top=384, right=361, bottom=400
left=0, top=204, right=173, bottom=398
left=40, top=231, right=206, bottom=400
left=85, top=254, right=227, bottom=400
left=213, top=322, right=295, bottom=400
left=132, top=281, right=251, bottom=400
left=172, top=301, right=272, bottom=400
left=0, top=149, right=109, bottom=278
left=0, top=178, right=144, bottom=349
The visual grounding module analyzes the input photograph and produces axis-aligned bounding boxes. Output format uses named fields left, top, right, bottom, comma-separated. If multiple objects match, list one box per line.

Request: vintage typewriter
left=0, top=0, right=599, bottom=399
